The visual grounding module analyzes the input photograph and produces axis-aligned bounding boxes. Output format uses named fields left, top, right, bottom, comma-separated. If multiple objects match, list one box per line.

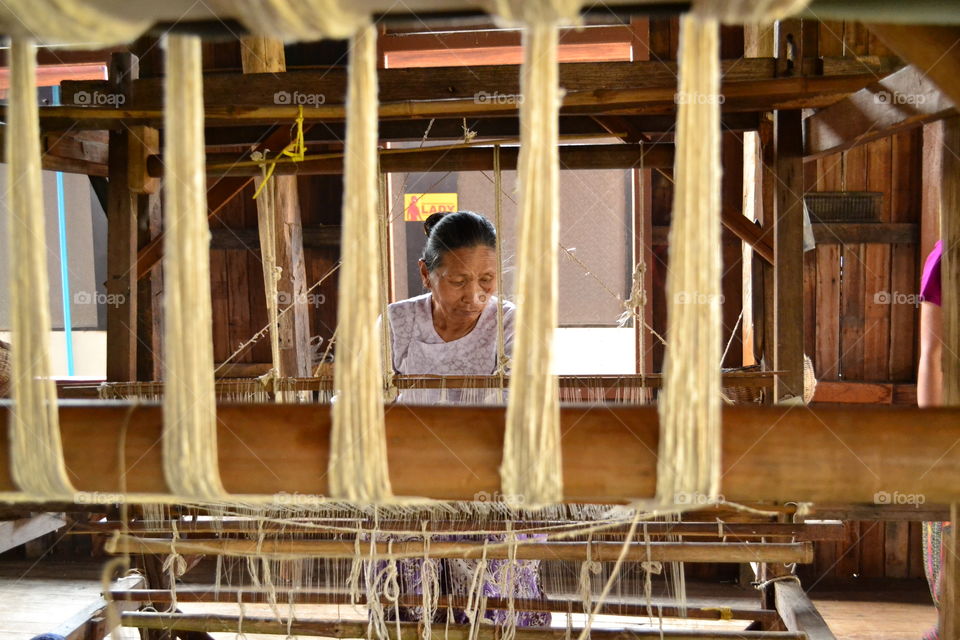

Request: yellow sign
left=404, top=193, right=458, bottom=222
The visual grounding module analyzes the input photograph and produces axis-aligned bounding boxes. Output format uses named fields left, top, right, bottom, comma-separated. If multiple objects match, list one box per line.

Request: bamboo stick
left=72, top=519, right=841, bottom=540
left=110, top=589, right=778, bottom=623
left=120, top=613, right=808, bottom=639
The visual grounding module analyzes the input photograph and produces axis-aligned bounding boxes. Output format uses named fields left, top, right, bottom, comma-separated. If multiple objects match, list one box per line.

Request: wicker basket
left=721, top=356, right=817, bottom=405
left=0, top=339, right=10, bottom=398
left=722, top=363, right=764, bottom=404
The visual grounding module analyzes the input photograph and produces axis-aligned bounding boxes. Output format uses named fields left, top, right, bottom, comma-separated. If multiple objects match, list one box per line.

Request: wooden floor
left=0, top=559, right=138, bottom=640
left=811, top=579, right=937, bottom=639
left=0, top=558, right=939, bottom=639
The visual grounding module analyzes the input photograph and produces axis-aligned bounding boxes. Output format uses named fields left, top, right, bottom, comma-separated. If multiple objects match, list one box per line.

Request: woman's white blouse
left=386, top=293, right=515, bottom=403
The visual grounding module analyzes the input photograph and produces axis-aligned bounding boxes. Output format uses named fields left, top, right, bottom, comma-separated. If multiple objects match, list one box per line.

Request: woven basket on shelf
left=721, top=363, right=764, bottom=404
left=721, top=355, right=817, bottom=405
left=0, top=339, right=10, bottom=398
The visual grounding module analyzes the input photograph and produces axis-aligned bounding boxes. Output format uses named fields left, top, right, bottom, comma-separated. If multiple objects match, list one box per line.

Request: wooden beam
left=805, top=65, right=955, bottom=159
left=112, top=589, right=777, bottom=623
left=79, top=519, right=844, bottom=540
left=807, top=504, right=949, bottom=521
left=44, top=72, right=880, bottom=130
left=105, top=53, right=139, bottom=382
left=121, top=613, right=808, bottom=639
left=241, top=35, right=312, bottom=378
left=38, top=130, right=109, bottom=175
left=866, top=24, right=960, bottom=108
left=53, top=574, right=144, bottom=640
left=381, top=25, right=635, bottom=53
left=0, top=513, right=64, bottom=554
left=4, top=404, right=960, bottom=504
left=66, top=59, right=781, bottom=109
left=163, top=143, right=675, bottom=178
left=203, top=114, right=760, bottom=147
left=810, top=222, right=918, bottom=244
left=59, top=58, right=892, bottom=115
left=111, top=536, right=813, bottom=563
left=774, top=580, right=836, bottom=639
left=774, top=110, right=805, bottom=400
left=651, top=216, right=774, bottom=264
left=210, top=226, right=340, bottom=251
left=812, top=381, right=917, bottom=405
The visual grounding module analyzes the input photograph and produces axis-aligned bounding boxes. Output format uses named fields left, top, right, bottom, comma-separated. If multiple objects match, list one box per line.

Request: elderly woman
left=380, top=211, right=549, bottom=628
left=388, top=210, right=514, bottom=386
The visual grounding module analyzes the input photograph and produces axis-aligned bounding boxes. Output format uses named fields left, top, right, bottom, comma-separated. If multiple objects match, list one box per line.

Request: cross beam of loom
left=1, top=403, right=955, bottom=504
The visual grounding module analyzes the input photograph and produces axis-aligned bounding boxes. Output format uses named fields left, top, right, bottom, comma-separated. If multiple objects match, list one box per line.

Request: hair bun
left=423, top=212, right=448, bottom=237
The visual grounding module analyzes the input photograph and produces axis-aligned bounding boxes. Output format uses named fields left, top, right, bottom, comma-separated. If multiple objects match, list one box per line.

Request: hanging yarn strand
left=498, top=0, right=581, bottom=509
left=656, top=11, right=723, bottom=505
left=5, top=37, right=75, bottom=500
left=329, top=23, right=393, bottom=503
left=161, top=34, right=226, bottom=499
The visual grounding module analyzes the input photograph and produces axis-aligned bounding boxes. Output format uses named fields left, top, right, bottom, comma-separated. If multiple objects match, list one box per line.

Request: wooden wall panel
left=806, top=23, right=925, bottom=584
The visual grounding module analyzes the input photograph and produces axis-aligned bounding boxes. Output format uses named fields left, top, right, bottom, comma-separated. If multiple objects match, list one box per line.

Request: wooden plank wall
left=207, top=177, right=340, bottom=372
left=203, top=41, right=343, bottom=374
left=801, top=20, right=925, bottom=585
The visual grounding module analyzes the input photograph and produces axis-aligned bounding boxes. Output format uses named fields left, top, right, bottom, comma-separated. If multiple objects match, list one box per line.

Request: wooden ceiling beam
left=866, top=24, right=960, bottom=107
left=32, top=72, right=879, bottom=131
left=146, top=143, right=676, bottom=178
left=805, top=64, right=955, bottom=160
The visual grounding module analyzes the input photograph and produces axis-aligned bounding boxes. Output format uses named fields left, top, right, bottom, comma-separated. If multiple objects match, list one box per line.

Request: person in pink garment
left=387, top=210, right=516, bottom=403
left=919, top=239, right=947, bottom=640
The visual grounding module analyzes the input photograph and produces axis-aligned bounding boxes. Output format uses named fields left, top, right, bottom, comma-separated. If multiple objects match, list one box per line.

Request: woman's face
left=420, top=245, right=498, bottom=322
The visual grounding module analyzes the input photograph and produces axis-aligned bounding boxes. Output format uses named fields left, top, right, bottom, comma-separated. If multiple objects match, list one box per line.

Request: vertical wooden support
left=940, top=116, right=960, bottom=638
left=240, top=38, right=313, bottom=377
left=630, top=16, right=655, bottom=379
left=744, top=23, right=774, bottom=370
left=137, top=193, right=163, bottom=381
left=105, top=53, right=139, bottom=382
left=773, top=109, right=805, bottom=400
left=758, top=115, right=777, bottom=383
left=721, top=132, right=744, bottom=367
left=923, top=121, right=945, bottom=261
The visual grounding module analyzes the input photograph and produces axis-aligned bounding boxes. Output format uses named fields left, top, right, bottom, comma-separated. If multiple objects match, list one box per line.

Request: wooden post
left=105, top=53, right=139, bottom=382
left=240, top=37, right=312, bottom=377
left=940, top=116, right=960, bottom=638
left=773, top=109, right=805, bottom=400
left=774, top=580, right=836, bottom=639
left=744, top=22, right=774, bottom=370
left=631, top=16, right=655, bottom=383
left=136, top=193, right=162, bottom=381
left=759, top=115, right=777, bottom=383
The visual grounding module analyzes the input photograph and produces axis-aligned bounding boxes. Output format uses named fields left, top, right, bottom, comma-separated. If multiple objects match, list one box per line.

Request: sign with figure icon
left=404, top=193, right=458, bottom=221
